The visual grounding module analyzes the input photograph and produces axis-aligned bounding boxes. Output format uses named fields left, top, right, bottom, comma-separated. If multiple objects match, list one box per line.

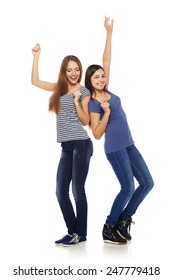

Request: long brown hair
left=49, top=55, right=82, bottom=113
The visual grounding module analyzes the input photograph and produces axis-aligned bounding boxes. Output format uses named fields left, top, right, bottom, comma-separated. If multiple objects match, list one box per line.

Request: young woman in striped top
left=31, top=45, right=93, bottom=246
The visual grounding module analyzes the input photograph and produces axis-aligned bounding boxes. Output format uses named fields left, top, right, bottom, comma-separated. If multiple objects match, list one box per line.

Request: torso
left=56, top=86, right=91, bottom=143
left=89, top=90, right=134, bottom=153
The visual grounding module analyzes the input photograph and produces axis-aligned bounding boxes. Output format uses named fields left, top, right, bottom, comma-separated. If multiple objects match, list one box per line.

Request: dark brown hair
left=84, top=64, right=106, bottom=97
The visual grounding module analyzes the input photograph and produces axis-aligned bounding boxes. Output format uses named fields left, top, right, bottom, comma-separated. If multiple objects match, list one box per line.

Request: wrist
left=104, top=110, right=110, bottom=115
left=107, top=29, right=113, bottom=34
left=100, top=122, right=107, bottom=127
left=33, top=55, right=39, bottom=61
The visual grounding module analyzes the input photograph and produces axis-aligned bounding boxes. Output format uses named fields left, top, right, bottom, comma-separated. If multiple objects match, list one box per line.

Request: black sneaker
left=116, top=218, right=134, bottom=240
left=55, top=234, right=73, bottom=245
left=62, top=233, right=86, bottom=246
left=102, top=224, right=127, bottom=245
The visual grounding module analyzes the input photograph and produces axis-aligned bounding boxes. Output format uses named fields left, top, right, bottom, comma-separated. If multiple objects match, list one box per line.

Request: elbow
left=31, top=75, right=39, bottom=86
left=93, top=131, right=102, bottom=140
left=95, top=135, right=102, bottom=140
left=81, top=115, right=90, bottom=126
left=81, top=120, right=89, bottom=126
left=31, top=78, right=37, bottom=86
left=84, top=119, right=90, bottom=126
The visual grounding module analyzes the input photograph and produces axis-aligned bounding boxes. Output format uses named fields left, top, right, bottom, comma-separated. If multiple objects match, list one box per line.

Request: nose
left=71, top=69, right=76, bottom=76
left=98, top=77, right=104, bottom=82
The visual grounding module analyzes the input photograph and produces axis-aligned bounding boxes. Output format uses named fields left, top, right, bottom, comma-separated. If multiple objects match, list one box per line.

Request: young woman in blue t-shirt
left=85, top=17, right=154, bottom=245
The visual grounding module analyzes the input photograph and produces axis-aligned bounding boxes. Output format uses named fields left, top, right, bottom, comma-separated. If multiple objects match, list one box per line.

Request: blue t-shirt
left=89, top=90, right=134, bottom=153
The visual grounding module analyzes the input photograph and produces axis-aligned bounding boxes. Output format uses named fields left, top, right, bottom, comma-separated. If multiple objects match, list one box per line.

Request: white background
left=0, top=0, right=173, bottom=279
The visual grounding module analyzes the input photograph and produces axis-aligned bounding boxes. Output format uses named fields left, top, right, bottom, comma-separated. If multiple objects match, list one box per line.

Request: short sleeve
left=89, top=99, right=101, bottom=113
left=79, top=86, right=91, bottom=101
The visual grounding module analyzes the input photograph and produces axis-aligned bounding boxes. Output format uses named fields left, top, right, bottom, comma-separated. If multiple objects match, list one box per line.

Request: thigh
left=126, top=145, right=153, bottom=185
left=106, top=149, right=134, bottom=188
left=72, top=139, right=93, bottom=188
left=56, top=143, right=73, bottom=193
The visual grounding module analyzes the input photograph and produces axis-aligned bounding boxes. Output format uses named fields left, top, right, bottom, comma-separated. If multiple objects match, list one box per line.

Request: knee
left=127, top=184, right=135, bottom=198
left=56, top=185, right=64, bottom=202
left=72, top=186, right=86, bottom=202
left=55, top=188, right=60, bottom=201
left=122, top=183, right=134, bottom=199
left=147, top=177, right=154, bottom=192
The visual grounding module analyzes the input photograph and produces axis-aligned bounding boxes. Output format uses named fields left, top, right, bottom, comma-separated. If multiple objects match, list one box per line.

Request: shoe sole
left=104, top=239, right=127, bottom=245
left=62, top=241, right=86, bottom=247
left=116, top=230, right=131, bottom=241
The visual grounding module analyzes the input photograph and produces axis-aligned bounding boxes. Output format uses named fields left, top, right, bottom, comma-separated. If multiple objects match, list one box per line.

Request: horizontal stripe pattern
left=56, top=86, right=90, bottom=142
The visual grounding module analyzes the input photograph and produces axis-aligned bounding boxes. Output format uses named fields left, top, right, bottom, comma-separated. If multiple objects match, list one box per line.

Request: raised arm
left=102, top=17, right=113, bottom=88
left=31, top=43, right=56, bottom=92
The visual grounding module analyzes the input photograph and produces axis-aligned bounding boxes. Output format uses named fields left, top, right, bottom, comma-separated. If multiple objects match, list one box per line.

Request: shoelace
left=120, top=219, right=135, bottom=232
left=70, top=233, right=80, bottom=244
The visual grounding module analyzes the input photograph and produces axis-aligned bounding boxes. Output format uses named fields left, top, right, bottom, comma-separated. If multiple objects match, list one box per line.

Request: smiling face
left=66, top=60, right=81, bottom=85
left=90, top=68, right=106, bottom=91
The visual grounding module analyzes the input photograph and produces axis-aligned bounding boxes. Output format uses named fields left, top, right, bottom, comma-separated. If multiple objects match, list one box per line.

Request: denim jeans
left=106, top=144, right=154, bottom=225
left=56, top=138, right=93, bottom=237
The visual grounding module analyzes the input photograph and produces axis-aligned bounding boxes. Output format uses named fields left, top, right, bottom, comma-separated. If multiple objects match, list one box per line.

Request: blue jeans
left=56, top=139, right=93, bottom=237
left=106, top=144, right=154, bottom=225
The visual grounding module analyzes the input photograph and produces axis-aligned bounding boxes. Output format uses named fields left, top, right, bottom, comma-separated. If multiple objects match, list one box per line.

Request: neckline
left=93, top=92, right=111, bottom=103
left=67, top=85, right=82, bottom=94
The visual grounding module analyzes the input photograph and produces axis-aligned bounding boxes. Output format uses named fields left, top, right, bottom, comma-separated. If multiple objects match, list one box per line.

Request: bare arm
left=90, top=17, right=113, bottom=139
left=73, top=90, right=90, bottom=125
left=102, top=17, right=113, bottom=88
left=31, top=43, right=56, bottom=92
left=90, top=101, right=110, bottom=139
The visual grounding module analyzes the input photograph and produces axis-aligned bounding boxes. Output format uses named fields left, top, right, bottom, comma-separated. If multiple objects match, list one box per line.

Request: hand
left=100, top=100, right=110, bottom=113
left=32, top=43, right=41, bottom=56
left=73, top=89, right=81, bottom=106
left=104, top=16, right=113, bottom=32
